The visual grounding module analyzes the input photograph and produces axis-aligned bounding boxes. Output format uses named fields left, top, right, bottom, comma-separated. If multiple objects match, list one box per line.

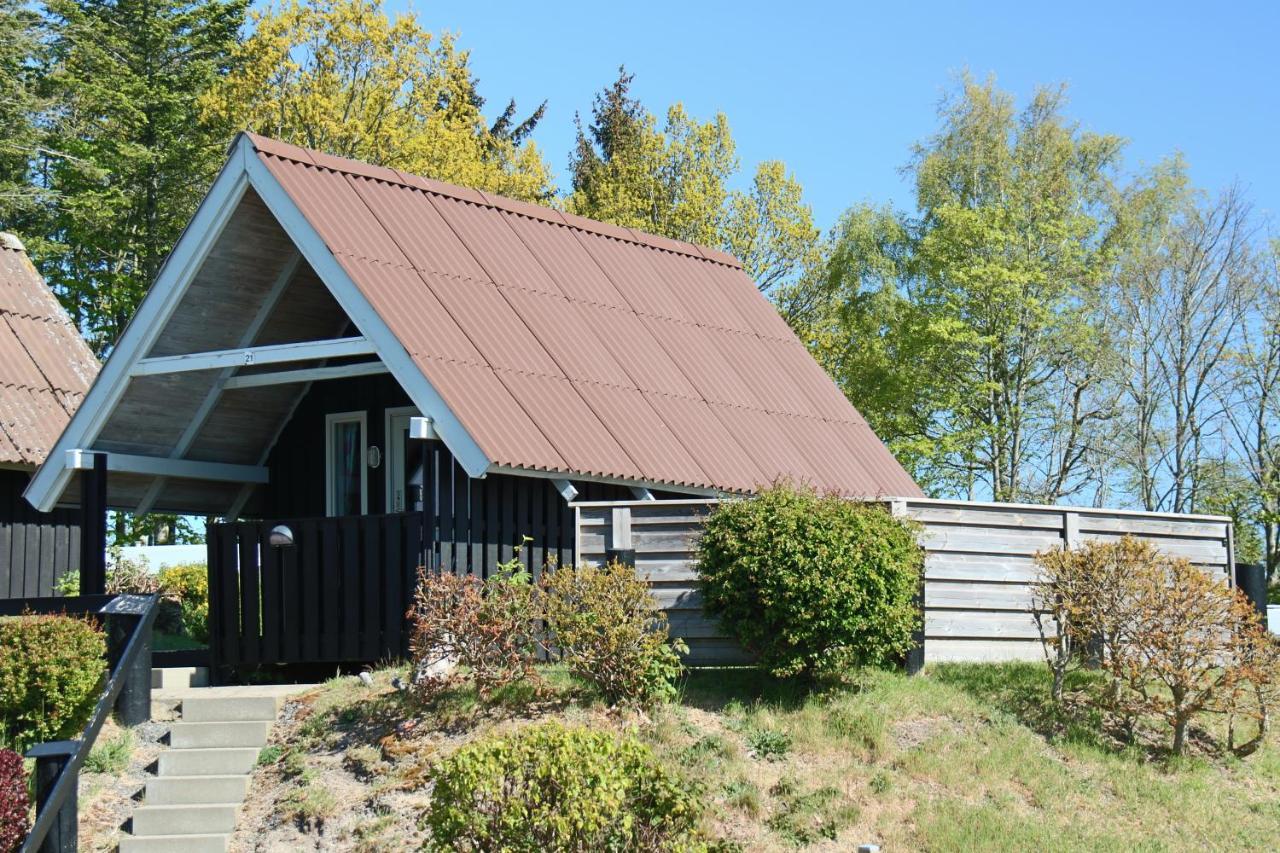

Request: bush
left=697, top=484, right=922, bottom=678
left=157, top=563, right=209, bottom=643
left=427, top=722, right=706, bottom=851
left=0, top=614, right=106, bottom=751
left=1034, top=536, right=1280, bottom=755
left=0, top=749, right=27, bottom=853
left=408, top=567, right=541, bottom=699
left=542, top=561, right=686, bottom=705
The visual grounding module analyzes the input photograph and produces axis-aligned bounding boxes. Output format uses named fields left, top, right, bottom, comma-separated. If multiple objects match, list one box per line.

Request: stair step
left=170, top=721, right=269, bottom=749
left=151, top=666, right=210, bottom=690
left=119, top=833, right=228, bottom=853
left=157, top=747, right=260, bottom=777
left=131, top=804, right=238, bottom=836
left=145, top=774, right=250, bottom=805
left=181, top=695, right=278, bottom=722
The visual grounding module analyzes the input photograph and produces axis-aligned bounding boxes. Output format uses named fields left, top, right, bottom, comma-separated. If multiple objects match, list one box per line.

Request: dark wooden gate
left=207, top=513, right=423, bottom=671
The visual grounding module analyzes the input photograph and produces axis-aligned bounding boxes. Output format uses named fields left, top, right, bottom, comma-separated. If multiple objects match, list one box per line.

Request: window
left=325, top=411, right=367, bottom=516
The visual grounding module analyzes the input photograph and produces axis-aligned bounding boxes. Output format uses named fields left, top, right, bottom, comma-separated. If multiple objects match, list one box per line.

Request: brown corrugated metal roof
left=0, top=234, right=98, bottom=466
left=245, top=134, right=922, bottom=498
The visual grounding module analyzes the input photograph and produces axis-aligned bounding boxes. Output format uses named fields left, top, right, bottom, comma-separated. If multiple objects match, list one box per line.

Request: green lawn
left=231, top=663, right=1280, bottom=851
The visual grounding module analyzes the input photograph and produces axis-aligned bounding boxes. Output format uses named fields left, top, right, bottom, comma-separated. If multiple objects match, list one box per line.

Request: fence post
left=605, top=506, right=635, bottom=566
left=1235, top=563, right=1268, bottom=623
left=102, top=594, right=154, bottom=726
left=27, top=741, right=77, bottom=853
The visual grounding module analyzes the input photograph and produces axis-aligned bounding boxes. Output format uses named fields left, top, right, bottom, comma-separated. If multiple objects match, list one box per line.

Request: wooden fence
left=0, top=468, right=81, bottom=599
left=575, top=498, right=1235, bottom=666
left=207, top=513, right=422, bottom=671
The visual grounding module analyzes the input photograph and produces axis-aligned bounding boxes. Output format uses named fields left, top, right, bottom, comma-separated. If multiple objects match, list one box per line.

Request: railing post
left=605, top=506, right=635, bottom=566
left=27, top=741, right=77, bottom=853
left=78, top=452, right=108, bottom=595
left=102, top=595, right=154, bottom=726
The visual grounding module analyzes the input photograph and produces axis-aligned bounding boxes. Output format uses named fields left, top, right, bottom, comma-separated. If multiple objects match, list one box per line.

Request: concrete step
left=131, top=803, right=238, bottom=836
left=152, top=666, right=210, bottom=690
left=181, top=695, right=278, bottom=723
left=157, top=747, right=260, bottom=777
left=119, top=833, right=228, bottom=853
left=169, top=721, right=270, bottom=749
left=145, top=774, right=250, bottom=805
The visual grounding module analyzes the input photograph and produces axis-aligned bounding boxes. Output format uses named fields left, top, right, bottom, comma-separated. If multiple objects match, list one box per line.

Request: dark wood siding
left=0, top=467, right=81, bottom=599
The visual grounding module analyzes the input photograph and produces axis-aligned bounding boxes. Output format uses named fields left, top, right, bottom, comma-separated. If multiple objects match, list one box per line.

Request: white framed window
left=325, top=411, right=368, bottom=516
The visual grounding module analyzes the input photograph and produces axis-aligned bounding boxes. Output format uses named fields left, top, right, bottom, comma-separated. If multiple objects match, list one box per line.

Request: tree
left=0, top=0, right=44, bottom=224
left=810, top=77, right=1125, bottom=500
left=202, top=0, right=553, bottom=202
left=36, top=0, right=247, bottom=354
left=568, top=68, right=818, bottom=298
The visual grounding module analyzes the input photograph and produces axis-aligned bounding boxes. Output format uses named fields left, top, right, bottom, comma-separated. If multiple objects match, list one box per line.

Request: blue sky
left=397, top=0, right=1278, bottom=232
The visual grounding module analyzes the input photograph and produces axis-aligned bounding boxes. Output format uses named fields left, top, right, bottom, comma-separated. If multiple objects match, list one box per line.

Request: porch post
left=79, top=452, right=108, bottom=595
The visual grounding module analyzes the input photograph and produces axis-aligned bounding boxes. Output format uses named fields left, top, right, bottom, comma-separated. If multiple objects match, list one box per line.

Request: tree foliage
left=569, top=68, right=819, bottom=296
left=202, top=0, right=553, bottom=202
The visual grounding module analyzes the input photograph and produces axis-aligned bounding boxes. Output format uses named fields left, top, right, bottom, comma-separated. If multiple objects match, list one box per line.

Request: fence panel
left=574, top=498, right=1235, bottom=666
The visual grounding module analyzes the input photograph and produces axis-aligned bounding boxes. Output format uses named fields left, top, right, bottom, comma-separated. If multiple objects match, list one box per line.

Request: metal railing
left=0, top=593, right=158, bottom=853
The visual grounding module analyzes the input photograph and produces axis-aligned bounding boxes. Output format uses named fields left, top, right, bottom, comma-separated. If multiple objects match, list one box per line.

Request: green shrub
left=542, top=560, right=686, bottom=705
left=0, top=749, right=27, bottom=853
left=0, top=614, right=106, bottom=751
left=697, top=483, right=922, bottom=679
left=427, top=722, right=706, bottom=851
left=157, top=563, right=209, bottom=643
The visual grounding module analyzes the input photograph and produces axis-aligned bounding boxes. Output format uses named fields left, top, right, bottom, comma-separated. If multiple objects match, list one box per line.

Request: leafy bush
left=542, top=560, right=686, bottom=705
left=427, top=722, right=706, bottom=851
left=0, top=614, right=106, bottom=751
left=1034, top=537, right=1280, bottom=755
left=157, top=563, right=209, bottom=643
left=0, top=749, right=27, bottom=853
left=408, top=566, right=541, bottom=699
left=697, top=483, right=922, bottom=678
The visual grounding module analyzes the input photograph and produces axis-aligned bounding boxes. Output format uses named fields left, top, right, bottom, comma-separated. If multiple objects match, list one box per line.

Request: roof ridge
left=243, top=132, right=744, bottom=271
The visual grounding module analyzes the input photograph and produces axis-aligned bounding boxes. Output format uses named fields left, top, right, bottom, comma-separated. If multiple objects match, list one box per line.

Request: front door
left=387, top=409, right=426, bottom=513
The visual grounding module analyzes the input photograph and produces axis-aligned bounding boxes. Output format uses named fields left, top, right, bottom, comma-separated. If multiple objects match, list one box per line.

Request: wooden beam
left=222, top=360, right=388, bottom=390
left=629, top=486, right=655, bottom=501
left=552, top=478, right=578, bottom=502
left=130, top=336, right=375, bottom=376
left=136, top=251, right=302, bottom=515
left=67, top=450, right=268, bottom=484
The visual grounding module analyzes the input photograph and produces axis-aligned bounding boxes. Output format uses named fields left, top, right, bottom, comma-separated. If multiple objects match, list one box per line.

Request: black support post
left=28, top=741, right=77, bottom=853
left=1235, top=563, right=1268, bottom=624
left=78, top=452, right=107, bottom=595
left=102, top=595, right=154, bottom=726
left=604, top=548, right=636, bottom=566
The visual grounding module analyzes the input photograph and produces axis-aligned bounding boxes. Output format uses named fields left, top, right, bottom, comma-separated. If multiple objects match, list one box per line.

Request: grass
left=234, top=662, right=1280, bottom=851
left=83, top=729, right=133, bottom=774
left=153, top=630, right=205, bottom=652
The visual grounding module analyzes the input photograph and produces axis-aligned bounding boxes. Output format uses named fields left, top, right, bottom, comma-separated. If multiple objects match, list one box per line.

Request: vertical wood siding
left=575, top=498, right=1235, bottom=666
left=0, top=468, right=81, bottom=599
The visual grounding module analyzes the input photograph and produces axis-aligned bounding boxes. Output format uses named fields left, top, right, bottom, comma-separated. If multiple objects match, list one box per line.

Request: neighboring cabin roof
left=0, top=234, right=98, bottom=467
left=247, top=134, right=923, bottom=498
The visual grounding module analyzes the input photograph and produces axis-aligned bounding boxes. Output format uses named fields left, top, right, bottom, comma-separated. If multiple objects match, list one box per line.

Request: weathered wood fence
left=575, top=498, right=1235, bottom=666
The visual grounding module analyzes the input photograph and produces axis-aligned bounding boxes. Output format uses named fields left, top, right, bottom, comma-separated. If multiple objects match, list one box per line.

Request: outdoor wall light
left=269, top=524, right=295, bottom=548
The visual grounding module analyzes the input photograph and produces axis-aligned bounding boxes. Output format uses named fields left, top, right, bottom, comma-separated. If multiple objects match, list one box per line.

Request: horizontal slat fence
left=574, top=498, right=1234, bottom=666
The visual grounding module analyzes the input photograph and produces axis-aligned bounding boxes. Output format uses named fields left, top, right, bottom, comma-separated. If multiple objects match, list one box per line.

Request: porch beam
left=552, top=478, right=579, bottom=502
left=130, top=336, right=376, bottom=376
left=67, top=450, right=268, bottom=484
left=222, top=360, right=388, bottom=390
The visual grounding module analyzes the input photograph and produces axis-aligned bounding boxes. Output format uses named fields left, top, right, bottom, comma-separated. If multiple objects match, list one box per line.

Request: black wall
left=0, top=467, right=81, bottom=598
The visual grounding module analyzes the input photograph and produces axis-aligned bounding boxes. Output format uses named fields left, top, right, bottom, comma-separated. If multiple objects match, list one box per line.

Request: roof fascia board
left=130, top=336, right=374, bottom=376
left=241, top=140, right=491, bottom=478
left=486, top=464, right=722, bottom=498
left=24, top=158, right=252, bottom=512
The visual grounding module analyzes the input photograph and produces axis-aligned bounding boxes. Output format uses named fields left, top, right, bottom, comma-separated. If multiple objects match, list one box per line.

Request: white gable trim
left=25, top=134, right=493, bottom=512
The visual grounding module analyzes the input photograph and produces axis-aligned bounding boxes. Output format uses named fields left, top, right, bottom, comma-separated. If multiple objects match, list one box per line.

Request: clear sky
left=396, top=0, right=1278, bottom=232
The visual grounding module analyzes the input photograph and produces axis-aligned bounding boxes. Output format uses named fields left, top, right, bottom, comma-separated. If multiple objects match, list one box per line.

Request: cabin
left=23, top=133, right=922, bottom=673
left=0, top=233, right=99, bottom=598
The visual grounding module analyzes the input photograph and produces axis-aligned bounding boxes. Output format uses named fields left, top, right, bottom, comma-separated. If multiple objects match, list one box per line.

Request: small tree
left=697, top=483, right=922, bottom=679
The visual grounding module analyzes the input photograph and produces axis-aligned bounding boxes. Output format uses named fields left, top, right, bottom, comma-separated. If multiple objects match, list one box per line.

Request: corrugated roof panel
left=346, top=176, right=489, bottom=280
left=699, top=263, right=798, bottom=340
left=826, top=419, right=924, bottom=497
left=430, top=197, right=561, bottom=295
left=496, top=369, right=643, bottom=480
left=0, top=252, right=49, bottom=317
left=765, top=338, right=867, bottom=423
left=499, top=287, right=634, bottom=388
left=0, top=317, right=49, bottom=390
left=642, top=393, right=763, bottom=492
left=414, top=356, right=566, bottom=471
left=571, top=303, right=701, bottom=398
left=0, top=420, right=21, bottom=464
left=504, top=215, right=629, bottom=308
left=779, top=414, right=884, bottom=495
left=641, top=316, right=759, bottom=408
left=709, top=403, right=823, bottom=490
left=0, top=387, right=66, bottom=464
left=573, top=382, right=711, bottom=487
left=7, top=314, right=97, bottom=394
left=574, top=231, right=692, bottom=322
left=420, top=273, right=563, bottom=376
left=337, top=255, right=482, bottom=364
left=643, top=249, right=756, bottom=334
left=707, top=327, right=822, bottom=418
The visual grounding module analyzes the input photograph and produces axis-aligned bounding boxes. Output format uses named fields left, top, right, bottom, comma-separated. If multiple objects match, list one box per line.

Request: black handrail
left=19, top=593, right=158, bottom=853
